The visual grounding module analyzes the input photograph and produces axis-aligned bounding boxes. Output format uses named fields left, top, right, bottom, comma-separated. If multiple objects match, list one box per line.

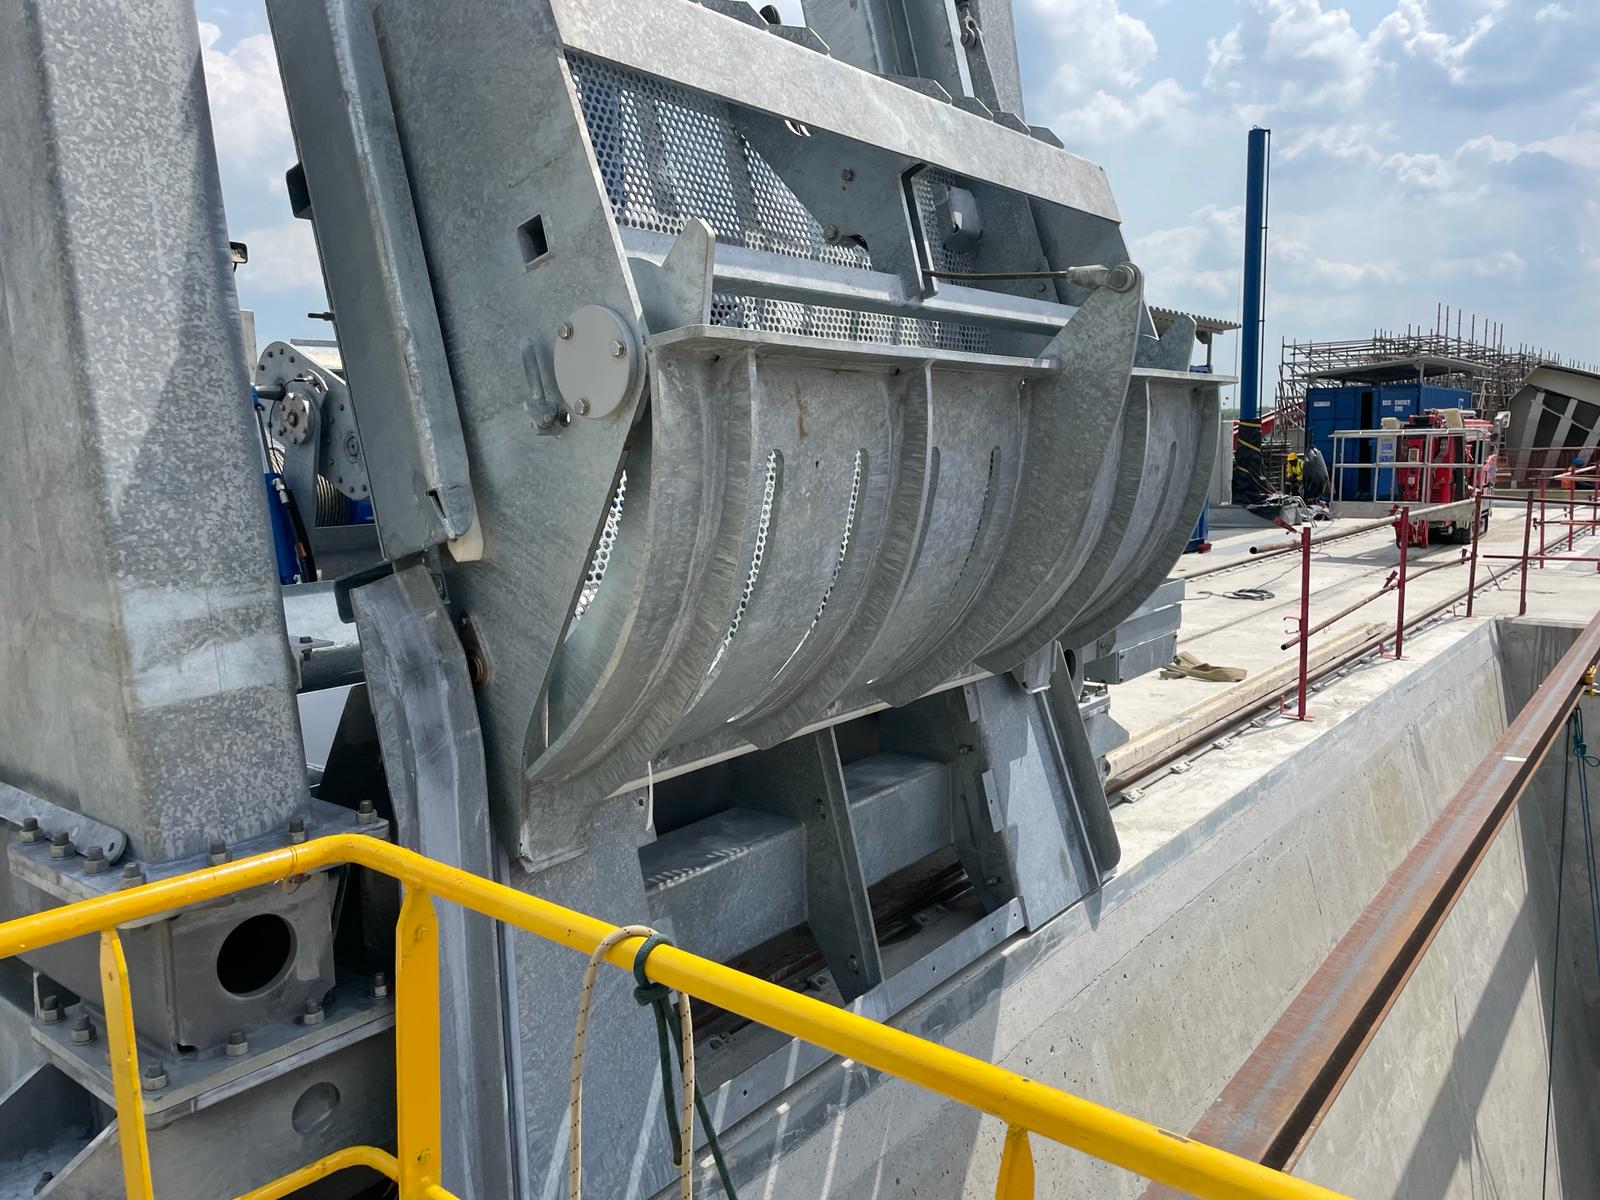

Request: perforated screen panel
left=570, top=53, right=987, bottom=352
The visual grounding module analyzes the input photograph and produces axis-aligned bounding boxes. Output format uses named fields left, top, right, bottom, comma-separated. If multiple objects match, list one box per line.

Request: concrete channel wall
left=1298, top=621, right=1600, bottom=1198
left=713, top=618, right=1600, bottom=1199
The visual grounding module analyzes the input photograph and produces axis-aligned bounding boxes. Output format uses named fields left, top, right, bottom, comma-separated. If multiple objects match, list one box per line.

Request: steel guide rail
left=1140, top=605, right=1600, bottom=1198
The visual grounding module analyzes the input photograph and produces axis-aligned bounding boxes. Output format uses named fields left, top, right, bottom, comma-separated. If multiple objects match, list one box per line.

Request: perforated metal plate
left=570, top=54, right=987, bottom=352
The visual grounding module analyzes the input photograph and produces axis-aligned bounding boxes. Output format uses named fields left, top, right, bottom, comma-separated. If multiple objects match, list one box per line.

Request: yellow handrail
left=0, top=835, right=1352, bottom=1200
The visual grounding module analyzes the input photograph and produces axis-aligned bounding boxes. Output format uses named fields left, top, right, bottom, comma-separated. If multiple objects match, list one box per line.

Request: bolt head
left=225, top=1029, right=249, bottom=1057
left=370, top=972, right=391, bottom=1000
left=70, top=1015, right=94, bottom=1044
left=356, top=799, right=377, bottom=826
left=557, top=321, right=574, bottom=340
left=21, top=816, right=38, bottom=831
left=83, top=846, right=107, bottom=874
left=575, top=398, right=592, bottom=417
left=301, top=998, right=326, bottom=1026
left=49, top=831, right=72, bottom=858
left=610, top=340, right=626, bottom=358
left=142, top=1063, right=168, bottom=1091
left=840, top=167, right=855, bottom=182
left=822, top=224, right=840, bottom=242
left=38, top=995, right=61, bottom=1023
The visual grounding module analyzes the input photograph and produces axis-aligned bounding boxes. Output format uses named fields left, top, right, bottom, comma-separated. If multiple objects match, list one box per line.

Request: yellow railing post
left=100, top=929, right=155, bottom=1200
left=395, top=886, right=442, bottom=1196
left=995, top=1125, right=1035, bottom=1199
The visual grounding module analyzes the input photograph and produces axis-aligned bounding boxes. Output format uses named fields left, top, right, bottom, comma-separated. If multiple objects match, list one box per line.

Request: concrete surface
left=1299, top=621, right=1600, bottom=1199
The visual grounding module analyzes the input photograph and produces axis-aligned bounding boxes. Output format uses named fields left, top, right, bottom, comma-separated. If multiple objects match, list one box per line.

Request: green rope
left=633, top=936, right=741, bottom=1198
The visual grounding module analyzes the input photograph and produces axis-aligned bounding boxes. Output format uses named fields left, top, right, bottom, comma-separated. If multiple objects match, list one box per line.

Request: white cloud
left=1204, top=28, right=1243, bottom=92
left=1025, top=0, right=1207, bottom=143
left=198, top=22, right=294, bottom=172
left=1526, top=130, right=1600, bottom=171
left=1025, top=0, right=1157, bottom=97
left=1438, top=249, right=1526, bottom=279
left=1369, top=0, right=1500, bottom=86
left=1275, top=238, right=1404, bottom=287
left=1278, top=122, right=1394, bottom=164
left=1198, top=0, right=1575, bottom=116
left=1129, top=203, right=1242, bottom=305
left=1258, top=0, right=1373, bottom=108
left=1458, top=134, right=1519, bottom=163
left=1380, top=150, right=1458, bottom=191
left=1056, top=77, right=1194, bottom=143
left=235, top=222, right=323, bottom=292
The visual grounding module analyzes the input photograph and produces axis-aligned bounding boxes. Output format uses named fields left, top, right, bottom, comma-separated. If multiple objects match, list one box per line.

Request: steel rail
left=1179, top=502, right=1462, bottom=583
left=1141, top=605, right=1600, bottom=1197
left=1276, top=555, right=1468, bottom=651
left=1105, top=560, right=1522, bottom=794
left=0, top=837, right=1350, bottom=1200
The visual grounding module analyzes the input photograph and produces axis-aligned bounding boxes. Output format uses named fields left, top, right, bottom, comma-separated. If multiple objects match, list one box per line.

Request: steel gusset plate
left=866, top=276, right=1143, bottom=707
left=982, top=368, right=1220, bottom=670
left=1051, top=370, right=1221, bottom=652
left=527, top=330, right=1048, bottom=810
left=525, top=351, right=753, bottom=819
left=523, top=287, right=1219, bottom=816
left=669, top=344, right=920, bottom=747
left=844, top=366, right=1025, bottom=691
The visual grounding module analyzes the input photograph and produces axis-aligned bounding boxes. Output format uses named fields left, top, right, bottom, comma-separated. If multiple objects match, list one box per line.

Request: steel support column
left=0, top=0, right=307, bottom=860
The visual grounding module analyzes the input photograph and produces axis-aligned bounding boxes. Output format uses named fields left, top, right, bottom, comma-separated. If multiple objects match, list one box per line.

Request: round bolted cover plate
left=553, top=305, right=639, bottom=420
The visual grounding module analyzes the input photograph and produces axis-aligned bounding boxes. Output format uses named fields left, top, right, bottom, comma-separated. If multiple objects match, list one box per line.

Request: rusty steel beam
left=1144, top=608, right=1600, bottom=1196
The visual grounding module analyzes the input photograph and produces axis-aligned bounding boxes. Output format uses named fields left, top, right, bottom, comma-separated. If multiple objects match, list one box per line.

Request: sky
left=199, top=0, right=1599, bottom=397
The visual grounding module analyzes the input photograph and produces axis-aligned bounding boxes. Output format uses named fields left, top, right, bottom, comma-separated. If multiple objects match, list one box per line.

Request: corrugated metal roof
left=1149, top=305, right=1241, bottom=337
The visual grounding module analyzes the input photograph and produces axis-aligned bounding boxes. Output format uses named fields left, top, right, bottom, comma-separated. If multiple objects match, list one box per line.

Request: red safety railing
left=1477, top=466, right=1600, bottom=614
left=1273, top=506, right=1470, bottom=719
left=1272, top=478, right=1600, bottom=720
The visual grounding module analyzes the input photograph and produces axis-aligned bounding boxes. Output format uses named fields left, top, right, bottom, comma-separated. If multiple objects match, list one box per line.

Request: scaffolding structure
left=1268, top=304, right=1597, bottom=473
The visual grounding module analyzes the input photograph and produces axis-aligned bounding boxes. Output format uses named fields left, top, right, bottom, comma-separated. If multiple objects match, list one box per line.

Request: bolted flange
left=552, top=305, right=640, bottom=421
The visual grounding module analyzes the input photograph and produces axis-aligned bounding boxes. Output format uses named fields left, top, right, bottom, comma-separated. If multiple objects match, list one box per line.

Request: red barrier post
left=1282, top=524, right=1312, bottom=721
left=1393, top=507, right=1409, bottom=659
left=1539, top=477, right=1547, bottom=570
left=1465, top=489, right=1484, bottom=618
left=1519, top=494, right=1534, bottom=617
